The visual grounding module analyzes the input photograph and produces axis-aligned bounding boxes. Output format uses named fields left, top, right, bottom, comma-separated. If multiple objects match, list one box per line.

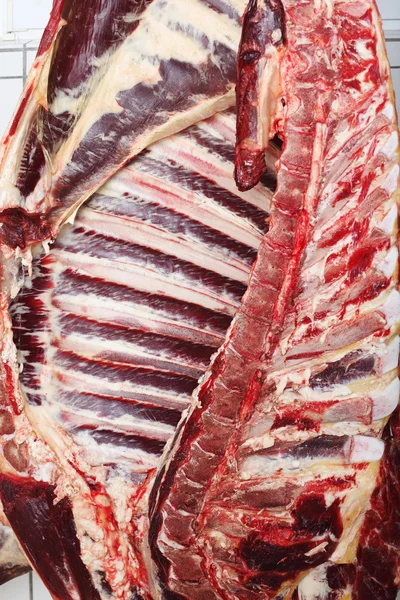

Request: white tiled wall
left=1, top=572, right=50, bottom=599
left=0, top=0, right=399, bottom=599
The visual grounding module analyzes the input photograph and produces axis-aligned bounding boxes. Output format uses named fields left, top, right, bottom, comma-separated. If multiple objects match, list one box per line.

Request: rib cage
left=11, top=110, right=273, bottom=469
left=6, top=110, right=275, bottom=597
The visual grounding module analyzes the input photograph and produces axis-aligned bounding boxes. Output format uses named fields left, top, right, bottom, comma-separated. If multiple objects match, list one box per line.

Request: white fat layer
left=72, top=429, right=159, bottom=471
left=56, top=331, right=197, bottom=375
left=381, top=130, right=400, bottom=158
left=54, top=292, right=223, bottom=347
left=381, top=163, right=400, bottom=195
left=378, top=246, right=398, bottom=278
left=257, top=44, right=282, bottom=146
left=51, top=248, right=239, bottom=316
left=23, top=0, right=246, bottom=217
left=45, top=362, right=189, bottom=410
left=61, top=407, right=175, bottom=442
left=53, top=0, right=239, bottom=127
left=378, top=203, right=398, bottom=235
left=298, top=565, right=328, bottom=599
left=239, top=435, right=383, bottom=479
left=348, top=435, right=384, bottom=463
left=381, top=336, right=400, bottom=373
left=371, top=377, right=400, bottom=420
left=332, top=462, right=380, bottom=562
left=355, top=39, right=374, bottom=60
left=151, top=135, right=269, bottom=211
left=380, top=288, right=400, bottom=328
left=76, top=207, right=250, bottom=284
left=52, top=0, right=243, bottom=122
left=103, top=165, right=264, bottom=248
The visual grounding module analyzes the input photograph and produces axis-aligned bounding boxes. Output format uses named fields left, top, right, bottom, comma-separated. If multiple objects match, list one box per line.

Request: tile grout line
left=29, top=572, right=33, bottom=600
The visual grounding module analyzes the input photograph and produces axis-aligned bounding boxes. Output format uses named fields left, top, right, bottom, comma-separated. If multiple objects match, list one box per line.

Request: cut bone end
left=347, top=435, right=385, bottom=464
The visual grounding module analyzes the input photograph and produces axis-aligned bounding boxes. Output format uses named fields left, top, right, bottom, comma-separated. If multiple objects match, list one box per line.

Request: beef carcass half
left=0, top=0, right=399, bottom=600
left=0, top=0, right=255, bottom=595
left=148, top=1, right=400, bottom=599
